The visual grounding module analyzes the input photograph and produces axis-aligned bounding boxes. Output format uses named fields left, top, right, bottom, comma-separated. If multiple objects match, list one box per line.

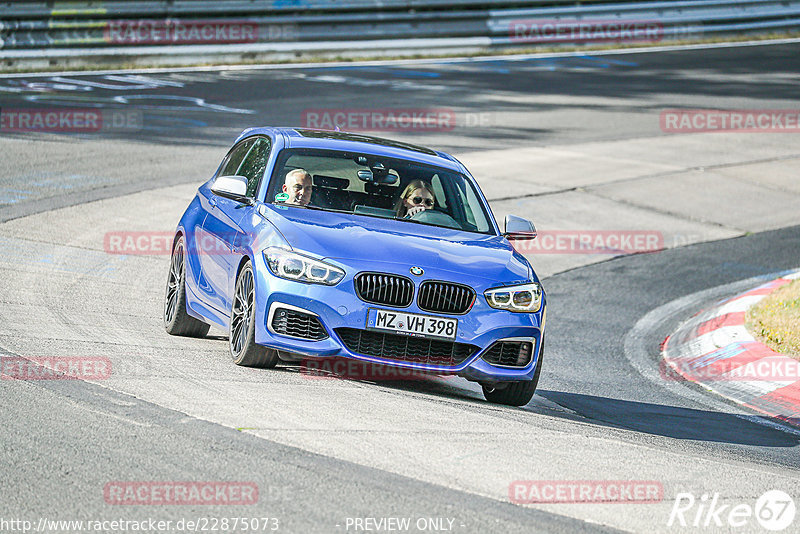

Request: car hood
left=261, top=204, right=531, bottom=285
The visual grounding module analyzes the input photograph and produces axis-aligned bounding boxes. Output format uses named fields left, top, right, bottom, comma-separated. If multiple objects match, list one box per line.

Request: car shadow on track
left=270, top=362, right=798, bottom=447
left=274, top=359, right=514, bottom=405
left=538, top=390, right=799, bottom=447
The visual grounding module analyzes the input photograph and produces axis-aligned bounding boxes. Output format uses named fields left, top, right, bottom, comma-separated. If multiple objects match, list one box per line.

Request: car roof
left=235, top=127, right=466, bottom=173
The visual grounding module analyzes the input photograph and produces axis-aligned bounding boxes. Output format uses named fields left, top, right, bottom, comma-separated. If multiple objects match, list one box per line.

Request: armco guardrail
left=1, top=0, right=799, bottom=66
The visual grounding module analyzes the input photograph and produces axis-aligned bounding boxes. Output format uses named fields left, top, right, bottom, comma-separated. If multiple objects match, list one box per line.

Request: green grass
left=746, top=279, right=800, bottom=361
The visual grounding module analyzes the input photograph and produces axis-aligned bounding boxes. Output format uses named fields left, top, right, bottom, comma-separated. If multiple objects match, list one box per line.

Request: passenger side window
left=460, top=180, right=491, bottom=233
left=236, top=138, right=271, bottom=198
left=430, top=174, right=447, bottom=209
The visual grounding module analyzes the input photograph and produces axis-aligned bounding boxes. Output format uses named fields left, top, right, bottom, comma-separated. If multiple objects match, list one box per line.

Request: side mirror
left=503, top=215, right=537, bottom=240
left=210, top=175, right=249, bottom=203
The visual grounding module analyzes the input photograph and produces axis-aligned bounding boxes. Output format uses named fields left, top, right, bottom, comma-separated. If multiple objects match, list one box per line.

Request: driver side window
left=218, top=137, right=271, bottom=198
left=220, top=138, right=255, bottom=178
left=237, top=138, right=271, bottom=198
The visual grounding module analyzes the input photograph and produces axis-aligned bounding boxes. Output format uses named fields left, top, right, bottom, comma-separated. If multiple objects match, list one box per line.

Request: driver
left=282, top=169, right=313, bottom=206
left=394, top=179, right=435, bottom=219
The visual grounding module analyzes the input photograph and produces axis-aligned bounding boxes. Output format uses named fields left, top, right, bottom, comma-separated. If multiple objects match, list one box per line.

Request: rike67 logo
left=668, top=490, right=796, bottom=531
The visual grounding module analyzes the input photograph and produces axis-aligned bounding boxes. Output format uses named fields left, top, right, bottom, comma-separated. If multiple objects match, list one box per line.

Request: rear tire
left=230, top=262, right=279, bottom=368
left=164, top=236, right=210, bottom=338
left=482, top=336, right=544, bottom=406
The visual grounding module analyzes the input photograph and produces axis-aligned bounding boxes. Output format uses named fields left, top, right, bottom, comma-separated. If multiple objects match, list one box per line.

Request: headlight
left=484, top=283, right=542, bottom=313
left=263, top=247, right=345, bottom=286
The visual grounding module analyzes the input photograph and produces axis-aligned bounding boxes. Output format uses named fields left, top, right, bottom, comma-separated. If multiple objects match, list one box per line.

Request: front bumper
left=252, top=254, right=545, bottom=382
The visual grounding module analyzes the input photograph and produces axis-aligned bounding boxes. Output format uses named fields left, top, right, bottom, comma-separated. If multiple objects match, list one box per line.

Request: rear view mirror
left=382, top=171, right=399, bottom=184
left=503, top=215, right=537, bottom=239
left=357, top=168, right=399, bottom=185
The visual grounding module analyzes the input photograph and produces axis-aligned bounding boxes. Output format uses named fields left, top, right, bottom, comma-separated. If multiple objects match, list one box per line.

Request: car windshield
left=266, top=148, right=495, bottom=235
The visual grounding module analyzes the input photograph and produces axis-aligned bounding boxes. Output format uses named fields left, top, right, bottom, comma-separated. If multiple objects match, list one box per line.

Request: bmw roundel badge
left=410, top=266, right=424, bottom=276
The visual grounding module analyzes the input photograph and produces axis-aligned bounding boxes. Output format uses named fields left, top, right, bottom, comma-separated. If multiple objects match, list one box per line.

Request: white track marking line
left=3, top=38, right=800, bottom=79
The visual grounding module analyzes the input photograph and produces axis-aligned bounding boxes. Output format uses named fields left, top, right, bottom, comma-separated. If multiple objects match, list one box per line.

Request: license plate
left=366, top=309, right=458, bottom=341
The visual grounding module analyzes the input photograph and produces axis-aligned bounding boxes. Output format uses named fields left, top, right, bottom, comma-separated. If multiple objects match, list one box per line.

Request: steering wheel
left=408, top=209, right=461, bottom=229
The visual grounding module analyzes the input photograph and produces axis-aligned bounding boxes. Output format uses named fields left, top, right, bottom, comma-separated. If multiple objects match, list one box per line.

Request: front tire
left=482, top=336, right=544, bottom=406
left=229, top=262, right=279, bottom=368
left=164, top=236, right=210, bottom=338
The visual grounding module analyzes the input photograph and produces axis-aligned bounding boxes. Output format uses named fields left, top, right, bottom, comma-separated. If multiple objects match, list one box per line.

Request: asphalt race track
left=1, top=42, right=800, bottom=533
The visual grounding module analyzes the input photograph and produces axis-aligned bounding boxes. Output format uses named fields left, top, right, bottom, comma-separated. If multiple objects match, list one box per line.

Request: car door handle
left=208, top=197, right=217, bottom=208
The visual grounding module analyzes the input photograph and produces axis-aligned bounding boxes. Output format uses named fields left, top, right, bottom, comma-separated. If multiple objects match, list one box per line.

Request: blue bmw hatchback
left=165, top=128, right=546, bottom=406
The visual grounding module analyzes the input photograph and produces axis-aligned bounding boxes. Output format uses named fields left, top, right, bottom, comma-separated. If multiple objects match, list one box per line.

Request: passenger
left=394, top=179, right=435, bottom=219
left=282, top=169, right=313, bottom=206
